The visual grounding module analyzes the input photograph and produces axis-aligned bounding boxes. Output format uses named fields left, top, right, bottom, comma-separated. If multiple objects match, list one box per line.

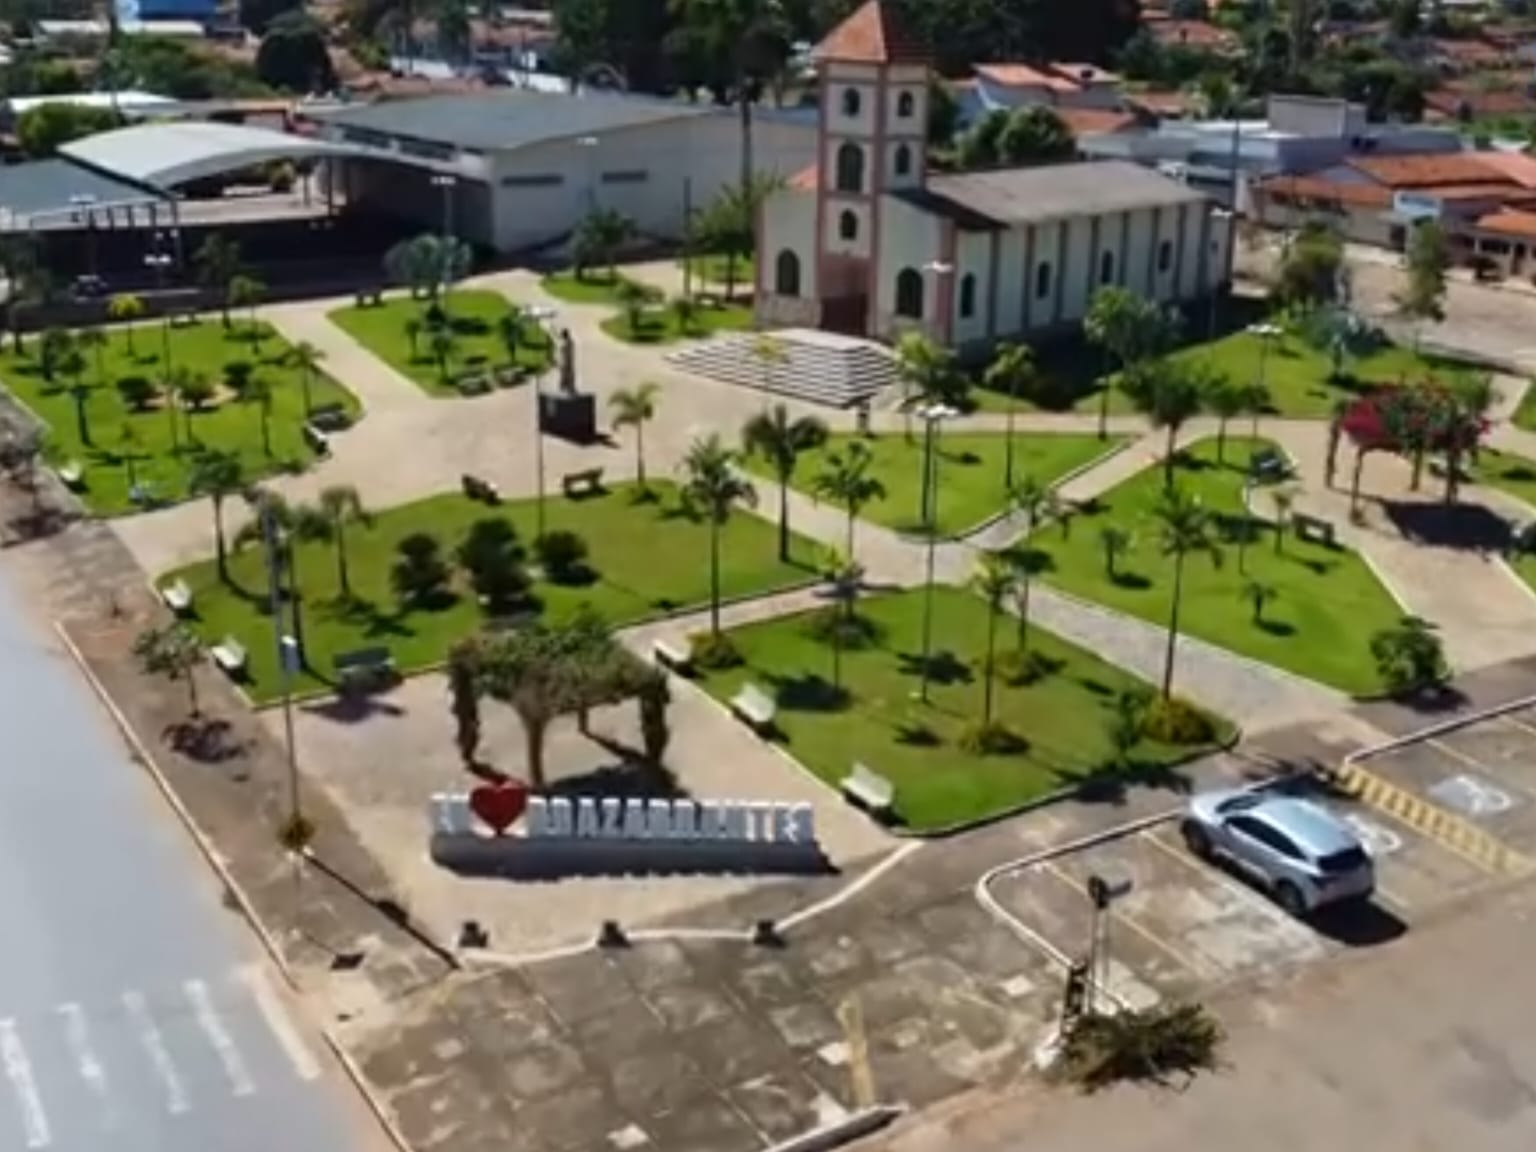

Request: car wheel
left=1181, top=820, right=1212, bottom=859
left=1273, top=880, right=1306, bottom=918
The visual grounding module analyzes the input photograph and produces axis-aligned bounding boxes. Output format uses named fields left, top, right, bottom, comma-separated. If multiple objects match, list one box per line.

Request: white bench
left=57, top=460, right=83, bottom=488
left=729, top=683, right=777, bottom=734
left=211, top=636, right=247, bottom=676
left=161, top=579, right=193, bottom=613
left=653, top=638, right=693, bottom=675
left=841, top=762, right=894, bottom=817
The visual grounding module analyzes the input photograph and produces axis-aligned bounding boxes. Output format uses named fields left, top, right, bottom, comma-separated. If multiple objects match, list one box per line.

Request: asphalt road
left=0, top=572, right=373, bottom=1152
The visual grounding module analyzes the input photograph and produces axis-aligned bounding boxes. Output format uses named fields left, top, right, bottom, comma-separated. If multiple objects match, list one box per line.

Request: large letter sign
left=524, top=796, right=816, bottom=845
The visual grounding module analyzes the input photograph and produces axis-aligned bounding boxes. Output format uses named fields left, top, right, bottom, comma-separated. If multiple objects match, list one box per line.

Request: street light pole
left=261, top=503, right=302, bottom=834
left=915, top=403, right=956, bottom=704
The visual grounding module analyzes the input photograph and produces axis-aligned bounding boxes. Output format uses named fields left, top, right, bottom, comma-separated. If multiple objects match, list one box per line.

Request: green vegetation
left=699, top=587, right=1231, bottom=830
left=1469, top=447, right=1536, bottom=591
left=540, top=271, right=635, bottom=306
left=1034, top=438, right=1403, bottom=693
left=327, top=289, right=551, bottom=397
left=0, top=319, right=357, bottom=515
left=682, top=252, right=756, bottom=290
left=743, top=432, right=1121, bottom=538
left=165, top=481, right=812, bottom=701
left=598, top=297, right=753, bottom=344
left=1512, top=384, right=1536, bottom=434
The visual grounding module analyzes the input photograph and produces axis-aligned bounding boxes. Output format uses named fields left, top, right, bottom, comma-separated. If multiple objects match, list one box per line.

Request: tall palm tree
left=894, top=331, right=960, bottom=442
left=970, top=552, right=1017, bottom=725
left=194, top=234, right=242, bottom=330
left=813, top=439, right=886, bottom=556
left=497, top=308, right=525, bottom=368
left=188, top=448, right=245, bottom=583
left=236, top=489, right=328, bottom=662
left=819, top=545, right=864, bottom=691
left=287, top=340, right=324, bottom=416
left=60, top=344, right=90, bottom=446
left=983, top=341, right=1033, bottom=488
left=1155, top=487, right=1223, bottom=698
left=78, top=327, right=108, bottom=387
left=680, top=433, right=757, bottom=635
left=108, top=293, right=145, bottom=357
left=742, top=403, right=828, bottom=561
left=319, top=484, right=369, bottom=598
left=1124, top=360, right=1207, bottom=490
left=244, top=373, right=275, bottom=457
left=429, top=328, right=456, bottom=384
left=608, top=382, right=661, bottom=493
left=1204, top=373, right=1246, bottom=464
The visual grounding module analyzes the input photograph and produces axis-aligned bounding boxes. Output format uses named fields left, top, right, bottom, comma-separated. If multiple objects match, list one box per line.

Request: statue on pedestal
left=558, top=329, right=577, bottom=395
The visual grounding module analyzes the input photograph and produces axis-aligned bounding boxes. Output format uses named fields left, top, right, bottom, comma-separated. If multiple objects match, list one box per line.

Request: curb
left=958, top=435, right=1136, bottom=547
left=319, top=1026, right=414, bottom=1152
left=764, top=1105, right=906, bottom=1152
left=1347, top=689, right=1536, bottom=764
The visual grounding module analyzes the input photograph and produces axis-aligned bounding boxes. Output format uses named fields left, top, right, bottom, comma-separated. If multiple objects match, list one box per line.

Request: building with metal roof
left=60, top=121, right=361, bottom=190
left=0, top=158, right=168, bottom=231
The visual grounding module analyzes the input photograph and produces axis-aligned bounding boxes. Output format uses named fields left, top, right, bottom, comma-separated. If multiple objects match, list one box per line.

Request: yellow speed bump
left=1325, top=761, right=1531, bottom=878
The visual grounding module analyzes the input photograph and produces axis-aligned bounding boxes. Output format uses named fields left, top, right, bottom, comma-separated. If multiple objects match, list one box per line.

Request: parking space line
left=1038, top=857, right=1207, bottom=978
left=1139, top=827, right=1308, bottom=922
left=1327, top=762, right=1530, bottom=877
left=1491, top=711, right=1536, bottom=739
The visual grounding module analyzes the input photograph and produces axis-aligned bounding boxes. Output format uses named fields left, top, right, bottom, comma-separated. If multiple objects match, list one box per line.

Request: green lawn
left=540, top=271, right=635, bottom=306
left=327, top=289, right=552, bottom=397
left=1034, top=437, right=1403, bottom=694
left=1511, top=381, right=1536, bottom=434
left=598, top=299, right=754, bottom=345
left=698, top=586, right=1233, bottom=830
left=166, top=481, right=814, bottom=701
left=1468, top=447, right=1536, bottom=593
left=744, top=432, right=1123, bottom=539
left=679, top=253, right=755, bottom=292
left=0, top=319, right=359, bottom=516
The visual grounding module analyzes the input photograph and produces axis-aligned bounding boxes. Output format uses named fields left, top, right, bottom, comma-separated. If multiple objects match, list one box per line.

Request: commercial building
left=754, top=0, right=1231, bottom=353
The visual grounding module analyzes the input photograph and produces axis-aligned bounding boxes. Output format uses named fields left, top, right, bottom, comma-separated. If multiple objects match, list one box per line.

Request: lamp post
left=915, top=401, right=958, bottom=704
left=916, top=260, right=955, bottom=522
left=1084, top=872, right=1133, bottom=1015
left=576, top=135, right=599, bottom=214
left=529, top=304, right=556, bottom=541
left=260, top=503, right=303, bottom=844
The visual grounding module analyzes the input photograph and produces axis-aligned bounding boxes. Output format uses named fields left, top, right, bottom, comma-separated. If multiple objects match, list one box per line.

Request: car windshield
left=1318, top=846, right=1370, bottom=874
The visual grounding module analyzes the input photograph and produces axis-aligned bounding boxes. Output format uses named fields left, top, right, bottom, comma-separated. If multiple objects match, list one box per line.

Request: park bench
left=307, top=403, right=351, bottom=432
left=494, top=363, right=528, bottom=388
left=160, top=579, right=193, bottom=614
left=1293, top=512, right=1337, bottom=548
left=652, top=638, right=694, bottom=675
left=561, top=467, right=605, bottom=498
left=729, top=682, right=777, bottom=734
left=840, top=762, right=895, bottom=818
left=57, top=460, right=83, bottom=489
left=302, top=422, right=330, bottom=455
left=211, top=636, right=247, bottom=677
left=461, top=474, right=501, bottom=504
left=1249, top=449, right=1292, bottom=484
left=456, top=372, right=493, bottom=396
left=335, top=646, right=396, bottom=694
left=355, top=289, right=384, bottom=308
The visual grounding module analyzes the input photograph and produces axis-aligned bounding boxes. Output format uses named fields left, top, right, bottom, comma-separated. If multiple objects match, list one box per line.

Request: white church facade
left=755, top=0, right=1234, bottom=354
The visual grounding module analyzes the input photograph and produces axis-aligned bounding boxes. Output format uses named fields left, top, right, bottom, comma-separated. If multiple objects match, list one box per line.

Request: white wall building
left=755, top=0, right=1231, bottom=354
left=302, top=91, right=818, bottom=253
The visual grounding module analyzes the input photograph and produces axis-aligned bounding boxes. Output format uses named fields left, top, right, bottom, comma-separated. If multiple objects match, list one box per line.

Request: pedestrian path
left=0, top=965, right=320, bottom=1150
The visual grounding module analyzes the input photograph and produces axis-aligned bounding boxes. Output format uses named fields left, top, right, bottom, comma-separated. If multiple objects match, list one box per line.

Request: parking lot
left=988, top=706, right=1536, bottom=1009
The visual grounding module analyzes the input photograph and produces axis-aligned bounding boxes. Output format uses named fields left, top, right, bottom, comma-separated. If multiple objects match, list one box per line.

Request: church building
left=754, top=0, right=1234, bottom=354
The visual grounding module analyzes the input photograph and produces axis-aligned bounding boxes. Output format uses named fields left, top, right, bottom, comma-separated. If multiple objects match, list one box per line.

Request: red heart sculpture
left=469, top=781, right=529, bottom=836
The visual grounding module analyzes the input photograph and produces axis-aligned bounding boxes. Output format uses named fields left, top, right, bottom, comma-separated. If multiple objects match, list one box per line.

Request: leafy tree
left=1155, top=486, right=1223, bottom=697
left=1396, top=221, right=1449, bottom=345
left=1123, top=360, right=1207, bottom=490
left=742, top=403, right=828, bottom=561
left=457, top=518, right=531, bottom=612
left=172, top=368, right=216, bottom=444
left=894, top=331, right=966, bottom=436
left=195, top=235, right=243, bottom=329
left=680, top=433, right=757, bottom=635
left=38, top=326, right=72, bottom=383
left=1084, top=287, right=1177, bottom=439
left=1273, top=221, right=1343, bottom=309
left=1243, top=578, right=1277, bottom=626
left=693, top=176, right=778, bottom=301
left=436, top=0, right=473, bottom=63
left=1105, top=686, right=1151, bottom=767
left=496, top=309, right=525, bottom=367
left=319, top=484, right=370, bottom=597
left=1099, top=524, right=1132, bottom=581
left=608, top=381, right=661, bottom=492
left=392, top=531, right=451, bottom=606
left=534, top=530, right=591, bottom=584
left=188, top=448, right=245, bottom=582
left=615, top=277, right=660, bottom=333
left=813, top=439, right=886, bottom=555
left=1008, top=474, right=1059, bottom=656
left=118, top=374, right=158, bottom=411
left=1370, top=615, right=1448, bottom=696
left=228, top=274, right=265, bottom=347
left=927, top=77, right=960, bottom=148
left=958, top=106, right=1075, bottom=169
left=255, top=9, right=336, bottom=91
left=971, top=552, right=1016, bottom=726
left=286, top=339, right=324, bottom=416
left=134, top=624, right=206, bottom=718
left=60, top=343, right=90, bottom=445
left=385, top=233, right=470, bottom=300
left=573, top=208, right=636, bottom=281
left=16, top=102, right=120, bottom=157
left=108, top=293, right=145, bottom=357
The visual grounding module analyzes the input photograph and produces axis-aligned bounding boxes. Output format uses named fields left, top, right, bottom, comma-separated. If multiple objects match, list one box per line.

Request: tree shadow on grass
left=764, top=671, right=851, bottom=713
left=1108, top=570, right=1152, bottom=590
left=1255, top=618, right=1296, bottom=637
left=895, top=649, right=972, bottom=686
left=325, top=595, right=416, bottom=640
left=1062, top=758, right=1197, bottom=806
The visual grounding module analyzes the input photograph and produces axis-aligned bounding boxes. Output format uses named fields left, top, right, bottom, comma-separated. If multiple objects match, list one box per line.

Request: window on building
left=1099, top=250, right=1115, bottom=285
left=835, top=143, right=865, bottom=193
left=958, top=273, right=976, bottom=318
left=1035, top=261, right=1053, bottom=299
left=842, top=87, right=862, bottom=117
left=1157, top=239, right=1172, bottom=272
left=895, top=267, right=924, bottom=318
left=839, top=209, right=859, bottom=241
left=600, top=170, right=648, bottom=184
left=894, top=143, right=912, bottom=177
left=775, top=249, right=801, bottom=296
left=897, top=90, right=915, bottom=118
left=500, top=173, right=565, bottom=187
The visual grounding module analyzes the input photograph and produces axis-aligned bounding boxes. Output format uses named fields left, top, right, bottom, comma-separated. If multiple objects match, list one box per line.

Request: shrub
left=534, top=529, right=591, bottom=584
left=223, top=359, right=254, bottom=396
left=1057, top=1002, right=1223, bottom=1092
left=456, top=518, right=530, bottom=611
left=692, top=632, right=742, bottom=669
left=116, top=374, right=158, bottom=410
left=959, top=720, right=1028, bottom=756
left=1140, top=696, right=1217, bottom=745
left=391, top=531, right=452, bottom=606
left=1370, top=615, right=1448, bottom=696
left=802, top=606, right=881, bottom=649
left=997, top=647, right=1056, bottom=685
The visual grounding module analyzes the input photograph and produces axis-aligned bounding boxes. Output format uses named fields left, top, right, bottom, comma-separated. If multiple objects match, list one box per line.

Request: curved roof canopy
left=59, top=121, right=362, bottom=190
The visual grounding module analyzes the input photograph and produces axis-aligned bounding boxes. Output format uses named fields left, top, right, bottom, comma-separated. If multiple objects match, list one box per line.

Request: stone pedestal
left=539, top=391, right=597, bottom=443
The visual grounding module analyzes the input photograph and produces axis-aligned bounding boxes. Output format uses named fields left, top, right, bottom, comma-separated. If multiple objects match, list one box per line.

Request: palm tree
left=742, top=403, right=828, bottom=561
left=983, top=341, right=1033, bottom=488
left=1011, top=472, right=1060, bottom=537
left=1099, top=525, right=1131, bottom=581
left=1244, top=380, right=1272, bottom=459
left=1270, top=487, right=1296, bottom=553
left=608, top=382, right=661, bottom=493
left=971, top=552, right=1017, bottom=725
left=1243, top=578, right=1277, bottom=625
left=188, top=448, right=245, bottom=583
left=894, top=331, right=961, bottom=441
left=229, top=274, right=264, bottom=348
left=108, top=293, right=145, bottom=357
left=819, top=545, right=864, bottom=691
left=1125, top=360, right=1207, bottom=490
left=1204, top=373, right=1246, bottom=464
left=1155, top=488, right=1223, bottom=698
left=813, top=439, right=886, bottom=556
left=60, top=344, right=90, bottom=446
left=287, top=340, right=324, bottom=416
left=236, top=489, right=326, bottom=662
left=244, top=374, right=276, bottom=457
left=429, top=327, right=456, bottom=384
left=78, top=326, right=108, bottom=387
left=319, top=484, right=370, bottom=598
left=194, top=234, right=242, bottom=329
left=680, top=433, right=757, bottom=635
left=497, top=308, right=524, bottom=368
left=118, top=421, right=142, bottom=491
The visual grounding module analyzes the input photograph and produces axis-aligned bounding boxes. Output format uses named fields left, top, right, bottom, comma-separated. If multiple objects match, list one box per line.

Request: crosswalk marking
left=237, top=966, right=320, bottom=1083
left=57, top=1004, right=115, bottom=1128
left=186, top=980, right=255, bottom=1098
left=123, top=991, right=190, bottom=1115
left=0, top=1018, right=51, bottom=1149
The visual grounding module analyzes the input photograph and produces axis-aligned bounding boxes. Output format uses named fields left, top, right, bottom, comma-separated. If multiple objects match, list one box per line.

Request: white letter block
left=623, top=798, right=650, bottom=839
left=672, top=800, right=698, bottom=840
left=547, top=796, right=574, bottom=837
left=526, top=797, right=551, bottom=838
left=789, top=803, right=815, bottom=844
left=575, top=797, right=600, bottom=838
left=721, top=802, right=749, bottom=842
left=646, top=799, right=674, bottom=839
left=699, top=802, right=727, bottom=839
left=431, top=793, right=475, bottom=836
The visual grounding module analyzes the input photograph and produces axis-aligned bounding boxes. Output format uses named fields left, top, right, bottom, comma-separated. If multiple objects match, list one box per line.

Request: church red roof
left=811, top=0, right=929, bottom=64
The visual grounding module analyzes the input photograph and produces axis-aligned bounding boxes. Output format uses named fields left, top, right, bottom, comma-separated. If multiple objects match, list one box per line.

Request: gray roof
left=307, top=91, right=712, bottom=153
left=60, top=121, right=360, bottom=189
left=0, top=159, right=165, bottom=221
left=918, top=160, right=1209, bottom=227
